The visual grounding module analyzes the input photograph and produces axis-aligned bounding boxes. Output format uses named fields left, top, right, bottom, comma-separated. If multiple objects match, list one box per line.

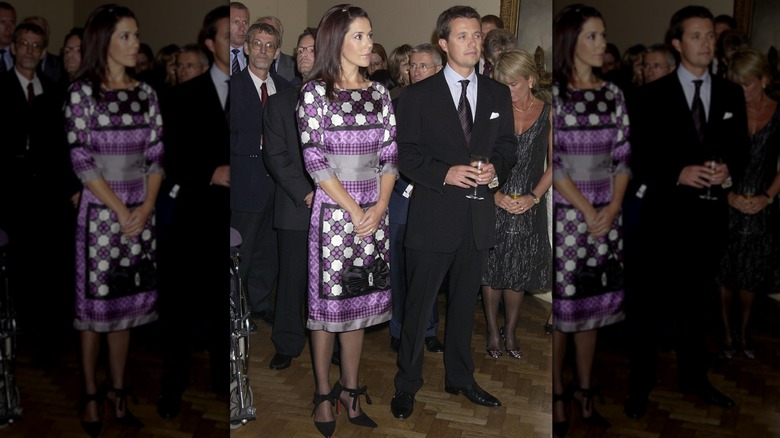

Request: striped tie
left=231, top=49, right=240, bottom=75
left=458, top=80, right=473, bottom=144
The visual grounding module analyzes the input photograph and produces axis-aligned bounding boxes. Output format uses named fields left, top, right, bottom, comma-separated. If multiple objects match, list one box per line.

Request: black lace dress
left=717, top=104, right=780, bottom=293
left=482, top=103, right=552, bottom=292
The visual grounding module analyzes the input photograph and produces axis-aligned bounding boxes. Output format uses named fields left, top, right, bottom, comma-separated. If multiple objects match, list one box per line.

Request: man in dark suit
left=390, top=6, right=517, bottom=419
left=229, top=1, right=249, bottom=74
left=0, top=21, right=78, bottom=355
left=155, top=5, right=231, bottom=420
left=624, top=5, right=747, bottom=419
left=262, top=27, right=316, bottom=371
left=0, top=2, right=15, bottom=73
left=230, top=22, right=291, bottom=327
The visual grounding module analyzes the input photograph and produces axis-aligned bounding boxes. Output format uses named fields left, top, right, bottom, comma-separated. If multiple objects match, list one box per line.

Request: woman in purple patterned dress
left=64, top=5, right=162, bottom=435
left=296, top=5, right=396, bottom=437
left=551, top=5, right=630, bottom=435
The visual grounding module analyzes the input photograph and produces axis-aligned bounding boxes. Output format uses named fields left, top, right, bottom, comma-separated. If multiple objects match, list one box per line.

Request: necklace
left=512, top=96, right=535, bottom=112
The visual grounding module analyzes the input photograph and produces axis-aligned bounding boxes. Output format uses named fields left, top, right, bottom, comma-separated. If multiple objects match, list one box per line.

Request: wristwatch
left=529, top=192, right=540, bottom=204
left=764, top=192, right=774, bottom=204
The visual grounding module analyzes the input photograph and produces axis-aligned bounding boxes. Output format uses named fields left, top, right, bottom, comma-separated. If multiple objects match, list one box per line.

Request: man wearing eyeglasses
left=175, top=43, right=209, bottom=84
left=387, top=42, right=446, bottom=356
left=256, top=15, right=296, bottom=84
left=0, top=21, right=78, bottom=357
left=230, top=22, right=291, bottom=329
left=642, top=43, right=677, bottom=84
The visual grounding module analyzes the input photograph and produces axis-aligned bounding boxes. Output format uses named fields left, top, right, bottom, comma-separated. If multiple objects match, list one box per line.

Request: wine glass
left=466, top=154, right=489, bottom=200
left=506, top=192, right=522, bottom=234
left=699, top=156, right=720, bottom=201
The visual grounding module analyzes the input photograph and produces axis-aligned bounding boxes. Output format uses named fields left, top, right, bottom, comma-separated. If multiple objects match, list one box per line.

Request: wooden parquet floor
left=564, top=293, right=780, bottom=438
left=232, top=292, right=554, bottom=438
left=3, top=321, right=229, bottom=437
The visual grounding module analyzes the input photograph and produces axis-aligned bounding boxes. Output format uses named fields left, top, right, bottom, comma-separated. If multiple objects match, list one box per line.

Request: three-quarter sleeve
left=378, top=85, right=398, bottom=176
left=298, top=81, right=337, bottom=184
left=144, top=85, right=165, bottom=176
left=612, top=86, right=631, bottom=176
left=65, top=81, right=100, bottom=183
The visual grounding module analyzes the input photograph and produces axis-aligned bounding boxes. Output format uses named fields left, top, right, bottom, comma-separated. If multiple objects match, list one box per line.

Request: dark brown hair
left=436, top=5, right=480, bottom=41
left=308, top=4, right=371, bottom=101
left=665, top=5, right=713, bottom=47
left=553, top=3, right=603, bottom=100
left=76, top=4, right=137, bottom=99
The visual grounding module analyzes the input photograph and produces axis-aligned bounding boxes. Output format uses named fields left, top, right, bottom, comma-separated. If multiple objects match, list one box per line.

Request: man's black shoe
left=391, top=391, right=415, bottom=419
left=390, top=336, right=400, bottom=353
left=681, top=383, right=735, bottom=408
left=252, top=310, right=275, bottom=325
left=424, top=336, right=444, bottom=353
left=269, top=353, right=293, bottom=370
left=623, top=393, right=648, bottom=419
left=444, top=383, right=501, bottom=407
left=157, top=394, right=182, bottom=420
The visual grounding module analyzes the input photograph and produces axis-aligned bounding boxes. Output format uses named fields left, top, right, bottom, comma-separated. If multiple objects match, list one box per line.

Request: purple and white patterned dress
left=65, top=80, right=163, bottom=332
left=552, top=82, right=630, bottom=333
left=297, top=80, right=397, bottom=332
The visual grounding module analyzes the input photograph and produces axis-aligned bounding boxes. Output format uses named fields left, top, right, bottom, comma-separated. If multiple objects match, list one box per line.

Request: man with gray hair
left=230, top=22, right=291, bottom=328
left=175, top=43, right=209, bottom=83
left=642, top=43, right=677, bottom=84
left=408, top=43, right=444, bottom=84
left=21, top=15, right=65, bottom=85
left=256, top=15, right=296, bottom=83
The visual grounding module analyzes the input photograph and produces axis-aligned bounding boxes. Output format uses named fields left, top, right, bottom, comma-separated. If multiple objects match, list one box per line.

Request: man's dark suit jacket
left=631, top=71, right=749, bottom=232
left=274, top=52, right=296, bottom=84
left=396, top=71, right=517, bottom=253
left=262, top=85, right=313, bottom=231
left=229, top=67, right=291, bottom=214
left=38, top=52, right=66, bottom=89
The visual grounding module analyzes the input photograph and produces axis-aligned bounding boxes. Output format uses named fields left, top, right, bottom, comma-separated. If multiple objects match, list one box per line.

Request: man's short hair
left=230, top=2, right=249, bottom=12
left=481, top=14, right=504, bottom=30
left=665, top=5, right=713, bottom=47
left=297, top=27, right=317, bottom=47
left=178, top=43, right=209, bottom=67
left=22, top=16, right=49, bottom=36
left=0, top=2, right=14, bottom=13
left=246, top=22, right=280, bottom=46
left=436, top=6, right=480, bottom=41
left=411, top=43, right=443, bottom=66
left=13, top=22, right=47, bottom=49
left=198, top=5, right=229, bottom=47
left=256, top=15, right=283, bottom=44
left=645, top=43, right=676, bottom=68
left=483, top=28, right=518, bottom=64
left=714, top=14, right=737, bottom=29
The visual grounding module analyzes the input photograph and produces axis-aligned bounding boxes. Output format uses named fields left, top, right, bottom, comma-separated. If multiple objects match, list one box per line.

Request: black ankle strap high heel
left=80, top=392, right=103, bottom=438
left=106, top=387, right=144, bottom=428
left=575, top=387, right=611, bottom=428
left=332, top=381, right=377, bottom=428
left=552, top=389, right=571, bottom=437
left=311, top=392, right=336, bottom=438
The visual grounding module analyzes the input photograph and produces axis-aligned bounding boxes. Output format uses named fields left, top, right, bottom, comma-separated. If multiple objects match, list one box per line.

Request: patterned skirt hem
left=73, top=312, right=159, bottom=333
left=307, top=310, right=391, bottom=333
left=554, top=312, right=625, bottom=334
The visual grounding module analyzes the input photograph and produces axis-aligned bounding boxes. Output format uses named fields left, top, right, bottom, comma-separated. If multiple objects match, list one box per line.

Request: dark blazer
left=274, top=52, right=296, bottom=83
left=631, top=71, right=749, bottom=229
left=162, top=71, right=229, bottom=223
left=229, top=67, right=291, bottom=213
left=37, top=52, right=66, bottom=88
left=397, top=70, right=516, bottom=252
left=0, top=70, right=76, bottom=209
left=262, top=85, right=313, bottom=230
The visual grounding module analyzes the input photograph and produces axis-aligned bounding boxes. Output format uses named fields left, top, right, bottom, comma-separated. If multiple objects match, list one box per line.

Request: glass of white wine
left=466, top=154, right=489, bottom=200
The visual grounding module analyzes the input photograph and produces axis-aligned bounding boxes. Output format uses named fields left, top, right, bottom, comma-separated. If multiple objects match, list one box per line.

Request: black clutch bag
left=573, top=257, right=623, bottom=297
left=341, top=257, right=390, bottom=297
left=107, top=255, right=157, bottom=297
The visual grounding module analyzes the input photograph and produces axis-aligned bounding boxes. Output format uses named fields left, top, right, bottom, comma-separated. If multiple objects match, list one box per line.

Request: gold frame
left=733, top=0, right=753, bottom=36
left=500, top=0, right=520, bottom=36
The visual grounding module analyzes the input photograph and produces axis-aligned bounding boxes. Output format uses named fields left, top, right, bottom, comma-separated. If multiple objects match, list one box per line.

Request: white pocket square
left=490, top=112, right=500, bottom=119
left=723, top=112, right=733, bottom=120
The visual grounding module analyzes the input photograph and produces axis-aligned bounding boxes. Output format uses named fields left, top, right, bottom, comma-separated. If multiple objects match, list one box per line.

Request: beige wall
left=253, top=0, right=502, bottom=57
left=552, top=0, right=733, bottom=55
left=14, top=1, right=221, bottom=57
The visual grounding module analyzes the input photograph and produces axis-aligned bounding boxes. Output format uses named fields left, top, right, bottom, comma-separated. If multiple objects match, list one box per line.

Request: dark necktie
left=483, top=60, right=493, bottom=77
left=458, top=79, right=473, bottom=144
left=0, top=49, right=6, bottom=73
left=27, top=82, right=35, bottom=107
left=260, top=82, right=268, bottom=109
left=692, top=79, right=706, bottom=143
left=231, top=48, right=240, bottom=75
left=224, top=79, right=230, bottom=123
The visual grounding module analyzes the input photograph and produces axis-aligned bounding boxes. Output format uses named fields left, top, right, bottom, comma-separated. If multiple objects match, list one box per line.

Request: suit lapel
left=433, top=72, right=471, bottom=151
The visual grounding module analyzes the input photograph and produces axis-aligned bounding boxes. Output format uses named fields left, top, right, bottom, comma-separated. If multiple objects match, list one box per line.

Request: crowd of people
left=2, top=0, right=777, bottom=436
left=551, top=4, right=780, bottom=437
